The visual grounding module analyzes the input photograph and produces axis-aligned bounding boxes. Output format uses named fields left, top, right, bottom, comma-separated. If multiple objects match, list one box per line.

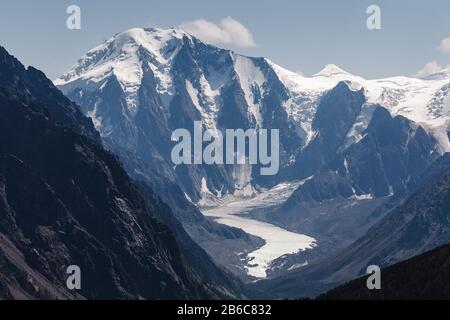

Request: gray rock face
left=55, top=28, right=303, bottom=202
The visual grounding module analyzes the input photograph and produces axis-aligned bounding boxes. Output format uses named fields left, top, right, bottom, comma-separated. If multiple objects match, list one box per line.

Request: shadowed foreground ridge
left=319, top=243, right=450, bottom=300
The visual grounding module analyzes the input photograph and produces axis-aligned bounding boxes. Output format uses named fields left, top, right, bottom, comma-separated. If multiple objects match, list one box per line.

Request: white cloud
left=180, top=17, right=256, bottom=48
left=415, top=61, right=450, bottom=78
left=415, top=38, right=450, bottom=78
left=438, top=37, right=450, bottom=53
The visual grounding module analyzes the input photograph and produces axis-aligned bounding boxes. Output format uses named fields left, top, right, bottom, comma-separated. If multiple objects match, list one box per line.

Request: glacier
left=201, top=180, right=316, bottom=278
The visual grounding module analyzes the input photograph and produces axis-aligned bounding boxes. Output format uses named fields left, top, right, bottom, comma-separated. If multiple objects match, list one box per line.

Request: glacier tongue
left=201, top=179, right=316, bottom=278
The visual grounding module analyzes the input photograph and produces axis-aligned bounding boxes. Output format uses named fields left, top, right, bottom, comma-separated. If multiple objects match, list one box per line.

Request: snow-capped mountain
left=55, top=27, right=450, bottom=204
left=270, top=62, right=450, bottom=151
left=55, top=27, right=300, bottom=202
left=53, top=26, right=450, bottom=280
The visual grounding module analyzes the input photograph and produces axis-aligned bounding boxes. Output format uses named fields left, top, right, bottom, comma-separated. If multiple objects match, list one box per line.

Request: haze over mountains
left=1, top=24, right=450, bottom=300
left=55, top=27, right=450, bottom=203
left=53, top=27, right=450, bottom=285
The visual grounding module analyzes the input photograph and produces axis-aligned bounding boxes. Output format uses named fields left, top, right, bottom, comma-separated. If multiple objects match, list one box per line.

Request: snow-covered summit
left=55, top=27, right=191, bottom=85
left=313, top=64, right=350, bottom=77
left=55, top=26, right=450, bottom=152
left=55, top=27, right=193, bottom=114
left=56, top=27, right=270, bottom=126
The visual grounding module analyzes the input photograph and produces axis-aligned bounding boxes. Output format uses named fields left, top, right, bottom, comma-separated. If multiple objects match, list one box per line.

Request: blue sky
left=1, top=0, right=450, bottom=79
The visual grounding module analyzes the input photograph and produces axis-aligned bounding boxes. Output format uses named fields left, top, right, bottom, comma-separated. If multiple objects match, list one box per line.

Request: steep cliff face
left=55, top=28, right=304, bottom=201
left=0, top=46, right=99, bottom=143
left=0, top=97, right=212, bottom=299
left=0, top=46, right=232, bottom=299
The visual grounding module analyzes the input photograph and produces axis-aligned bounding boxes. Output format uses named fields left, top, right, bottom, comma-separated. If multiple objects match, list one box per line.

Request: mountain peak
left=113, top=27, right=191, bottom=47
left=54, top=26, right=194, bottom=108
left=314, top=64, right=349, bottom=77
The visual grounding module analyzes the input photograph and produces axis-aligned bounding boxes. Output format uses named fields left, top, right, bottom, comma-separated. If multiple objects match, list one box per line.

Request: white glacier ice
left=233, top=54, right=265, bottom=126
left=201, top=179, right=316, bottom=278
left=269, top=60, right=450, bottom=152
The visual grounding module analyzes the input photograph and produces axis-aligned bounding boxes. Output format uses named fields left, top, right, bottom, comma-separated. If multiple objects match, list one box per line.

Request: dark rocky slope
left=319, top=243, right=450, bottom=300
left=0, top=46, right=99, bottom=143
left=0, top=46, right=236, bottom=299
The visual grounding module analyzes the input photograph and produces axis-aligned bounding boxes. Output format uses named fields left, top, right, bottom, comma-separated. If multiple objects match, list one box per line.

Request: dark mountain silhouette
left=319, top=243, right=450, bottom=300
left=0, top=46, right=99, bottom=143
